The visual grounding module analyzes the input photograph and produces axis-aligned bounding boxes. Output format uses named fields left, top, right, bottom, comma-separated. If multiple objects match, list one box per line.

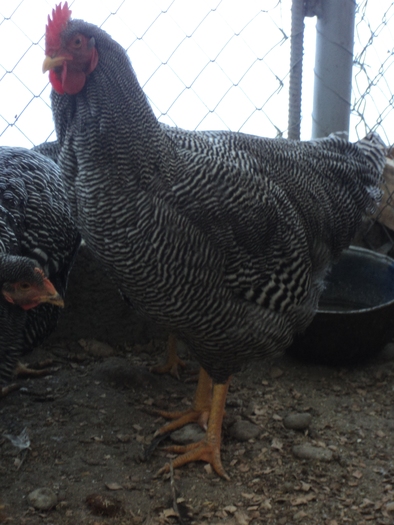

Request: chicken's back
left=106, top=129, right=386, bottom=381
left=165, top=127, right=383, bottom=262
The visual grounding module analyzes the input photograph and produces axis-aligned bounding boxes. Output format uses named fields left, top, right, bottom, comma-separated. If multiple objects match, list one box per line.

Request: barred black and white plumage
left=0, top=146, right=80, bottom=383
left=43, top=8, right=386, bottom=384
left=32, top=140, right=60, bottom=165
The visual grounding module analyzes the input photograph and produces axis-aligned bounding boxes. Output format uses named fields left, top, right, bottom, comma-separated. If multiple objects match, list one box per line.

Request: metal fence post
left=288, top=0, right=305, bottom=140
left=311, top=0, right=356, bottom=138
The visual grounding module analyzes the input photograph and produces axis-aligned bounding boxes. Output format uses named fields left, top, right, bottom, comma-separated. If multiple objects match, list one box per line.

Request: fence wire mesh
left=351, top=0, right=394, bottom=254
left=0, top=0, right=394, bottom=253
left=352, top=0, right=394, bottom=145
left=0, top=0, right=299, bottom=147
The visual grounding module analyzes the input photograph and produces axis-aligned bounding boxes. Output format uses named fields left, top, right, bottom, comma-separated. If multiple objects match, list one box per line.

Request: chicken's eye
left=18, top=282, right=31, bottom=291
left=72, top=36, right=83, bottom=48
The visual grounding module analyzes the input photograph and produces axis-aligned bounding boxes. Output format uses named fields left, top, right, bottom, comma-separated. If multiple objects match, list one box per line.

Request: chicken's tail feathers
left=356, top=131, right=387, bottom=174
left=353, top=132, right=387, bottom=215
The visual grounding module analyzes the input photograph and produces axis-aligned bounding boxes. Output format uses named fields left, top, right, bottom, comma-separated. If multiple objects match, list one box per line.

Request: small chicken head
left=43, top=2, right=98, bottom=95
left=2, top=266, right=64, bottom=311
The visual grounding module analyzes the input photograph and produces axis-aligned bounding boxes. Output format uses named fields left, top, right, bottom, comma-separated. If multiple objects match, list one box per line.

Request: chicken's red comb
left=45, top=2, right=72, bottom=54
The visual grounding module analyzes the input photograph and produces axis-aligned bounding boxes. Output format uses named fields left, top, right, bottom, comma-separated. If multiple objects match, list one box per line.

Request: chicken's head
left=43, top=2, right=98, bottom=95
left=2, top=266, right=64, bottom=311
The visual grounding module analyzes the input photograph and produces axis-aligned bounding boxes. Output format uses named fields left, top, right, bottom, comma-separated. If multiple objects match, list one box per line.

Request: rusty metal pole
left=288, top=0, right=305, bottom=140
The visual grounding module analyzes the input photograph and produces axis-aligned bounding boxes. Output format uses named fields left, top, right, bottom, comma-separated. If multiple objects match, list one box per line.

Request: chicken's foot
left=14, top=360, right=57, bottom=378
left=158, top=379, right=230, bottom=480
left=155, top=367, right=212, bottom=435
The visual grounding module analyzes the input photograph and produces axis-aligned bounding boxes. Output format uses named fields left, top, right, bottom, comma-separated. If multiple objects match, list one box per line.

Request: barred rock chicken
left=0, top=146, right=80, bottom=395
left=42, top=3, right=386, bottom=478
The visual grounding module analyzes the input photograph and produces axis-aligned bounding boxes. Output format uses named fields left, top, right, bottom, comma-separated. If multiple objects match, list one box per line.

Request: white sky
left=0, top=0, right=393, bottom=148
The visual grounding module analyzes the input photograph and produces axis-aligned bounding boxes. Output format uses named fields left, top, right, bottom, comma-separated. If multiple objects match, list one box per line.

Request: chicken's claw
left=158, top=439, right=230, bottom=481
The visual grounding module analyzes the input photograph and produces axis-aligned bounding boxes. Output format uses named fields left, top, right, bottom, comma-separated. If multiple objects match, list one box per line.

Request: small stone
left=282, top=482, right=294, bottom=492
left=105, top=482, right=123, bottom=491
left=292, top=444, right=333, bottom=462
left=170, top=424, right=206, bottom=445
left=270, top=367, right=284, bottom=379
left=293, top=510, right=308, bottom=521
left=386, top=501, right=394, bottom=512
left=28, top=488, right=57, bottom=511
left=284, top=413, right=312, bottom=431
left=78, top=339, right=115, bottom=357
left=234, top=510, right=251, bottom=525
left=229, top=420, right=261, bottom=442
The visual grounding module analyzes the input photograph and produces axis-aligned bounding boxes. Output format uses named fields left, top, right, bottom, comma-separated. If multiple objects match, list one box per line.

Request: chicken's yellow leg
left=159, top=378, right=230, bottom=480
left=14, top=360, right=55, bottom=377
left=0, top=360, right=56, bottom=398
left=155, top=367, right=212, bottom=433
left=151, top=334, right=186, bottom=379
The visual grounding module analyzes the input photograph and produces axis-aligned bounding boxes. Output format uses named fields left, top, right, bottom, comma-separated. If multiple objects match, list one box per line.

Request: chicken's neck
left=50, top=37, right=179, bottom=260
left=52, top=44, right=177, bottom=195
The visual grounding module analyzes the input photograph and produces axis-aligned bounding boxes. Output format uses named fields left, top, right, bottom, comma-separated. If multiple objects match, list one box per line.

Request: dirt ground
left=1, top=247, right=394, bottom=525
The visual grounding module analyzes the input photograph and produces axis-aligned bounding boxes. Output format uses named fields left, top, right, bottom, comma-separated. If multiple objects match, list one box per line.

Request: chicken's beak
left=42, top=55, right=67, bottom=73
left=40, top=277, right=65, bottom=307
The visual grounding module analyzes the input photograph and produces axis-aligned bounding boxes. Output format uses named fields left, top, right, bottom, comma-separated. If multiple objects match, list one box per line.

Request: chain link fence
left=0, top=0, right=300, bottom=147
left=351, top=1, right=394, bottom=254
left=352, top=0, right=394, bottom=145
left=3, top=1, right=392, bottom=143
left=0, top=0, right=394, bottom=251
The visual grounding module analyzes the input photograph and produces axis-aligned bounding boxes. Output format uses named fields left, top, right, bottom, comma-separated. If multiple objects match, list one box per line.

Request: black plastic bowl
left=287, top=246, right=394, bottom=365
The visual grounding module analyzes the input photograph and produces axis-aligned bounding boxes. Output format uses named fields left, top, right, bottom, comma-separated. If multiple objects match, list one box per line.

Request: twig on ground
left=170, top=461, right=185, bottom=525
